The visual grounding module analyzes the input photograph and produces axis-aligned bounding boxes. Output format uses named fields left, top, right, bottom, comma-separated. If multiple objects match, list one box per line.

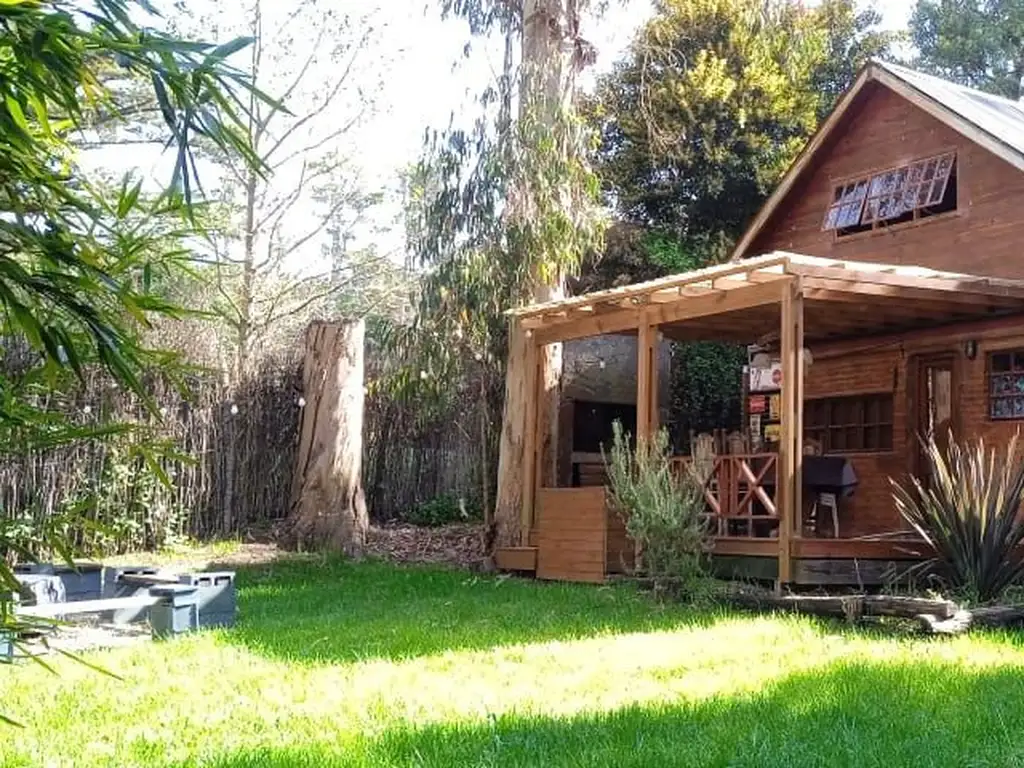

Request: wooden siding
left=803, top=345, right=909, bottom=537
left=806, top=318, right=1024, bottom=536
left=749, top=83, right=1024, bottom=279
left=536, top=487, right=607, bottom=583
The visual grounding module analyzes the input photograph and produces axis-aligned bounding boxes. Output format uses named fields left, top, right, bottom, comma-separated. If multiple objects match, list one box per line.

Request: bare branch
left=261, top=26, right=374, bottom=164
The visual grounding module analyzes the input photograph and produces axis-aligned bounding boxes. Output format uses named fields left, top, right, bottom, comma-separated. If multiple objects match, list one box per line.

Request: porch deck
left=494, top=483, right=932, bottom=587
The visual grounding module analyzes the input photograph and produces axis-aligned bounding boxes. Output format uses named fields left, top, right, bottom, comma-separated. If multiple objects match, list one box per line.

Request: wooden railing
left=672, top=453, right=779, bottom=539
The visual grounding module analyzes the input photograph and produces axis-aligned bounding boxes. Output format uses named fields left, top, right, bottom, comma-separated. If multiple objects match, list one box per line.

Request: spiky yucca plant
left=892, top=433, right=1024, bottom=603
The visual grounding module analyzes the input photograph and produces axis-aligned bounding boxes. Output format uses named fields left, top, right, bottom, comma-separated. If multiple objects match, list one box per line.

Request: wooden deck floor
left=497, top=535, right=932, bottom=587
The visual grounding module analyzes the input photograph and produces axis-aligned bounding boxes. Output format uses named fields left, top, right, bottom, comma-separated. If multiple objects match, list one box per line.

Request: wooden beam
left=521, top=338, right=539, bottom=546
left=535, top=309, right=642, bottom=345
left=778, top=281, right=794, bottom=586
left=794, top=265, right=1024, bottom=302
left=650, top=328, right=661, bottom=436
left=650, top=280, right=785, bottom=327
left=512, top=254, right=792, bottom=322
left=792, top=281, right=804, bottom=545
left=801, top=286, right=1007, bottom=314
left=637, top=317, right=654, bottom=445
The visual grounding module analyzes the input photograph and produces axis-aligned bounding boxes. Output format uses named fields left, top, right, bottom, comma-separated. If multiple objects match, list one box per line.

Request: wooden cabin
left=494, top=60, right=1024, bottom=586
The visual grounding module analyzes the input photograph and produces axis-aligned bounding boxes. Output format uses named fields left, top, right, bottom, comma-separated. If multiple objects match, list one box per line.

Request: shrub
left=604, top=421, right=709, bottom=595
left=891, top=432, right=1024, bottom=603
left=407, top=494, right=479, bottom=527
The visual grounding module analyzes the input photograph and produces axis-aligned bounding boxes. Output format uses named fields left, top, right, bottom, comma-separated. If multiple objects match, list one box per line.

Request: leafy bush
left=604, top=421, right=709, bottom=595
left=407, top=494, right=479, bottom=527
left=892, top=433, right=1024, bottom=603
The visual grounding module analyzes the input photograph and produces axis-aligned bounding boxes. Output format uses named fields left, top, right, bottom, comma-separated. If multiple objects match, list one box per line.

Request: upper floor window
left=822, top=152, right=957, bottom=237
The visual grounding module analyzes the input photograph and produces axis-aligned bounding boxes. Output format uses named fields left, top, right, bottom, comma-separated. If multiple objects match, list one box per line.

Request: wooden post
left=792, top=280, right=805, bottom=542
left=649, top=328, right=661, bottom=436
left=521, top=335, right=540, bottom=546
left=637, top=316, right=654, bottom=445
left=778, top=282, right=794, bottom=585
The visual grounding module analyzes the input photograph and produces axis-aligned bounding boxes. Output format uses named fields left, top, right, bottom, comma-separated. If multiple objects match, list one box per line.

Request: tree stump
left=285, top=320, right=368, bottom=556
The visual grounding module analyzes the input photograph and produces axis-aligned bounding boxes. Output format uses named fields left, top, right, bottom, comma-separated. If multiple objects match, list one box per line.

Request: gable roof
left=732, top=60, right=1024, bottom=260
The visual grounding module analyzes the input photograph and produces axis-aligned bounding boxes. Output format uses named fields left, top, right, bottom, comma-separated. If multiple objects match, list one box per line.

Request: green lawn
left=3, top=558, right=1024, bottom=767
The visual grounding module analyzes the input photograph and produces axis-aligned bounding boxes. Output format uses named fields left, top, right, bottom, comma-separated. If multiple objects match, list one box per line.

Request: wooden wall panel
left=807, top=319, right=1024, bottom=538
left=803, top=346, right=909, bottom=537
left=536, top=487, right=607, bottom=583
left=749, top=83, right=1024, bottom=279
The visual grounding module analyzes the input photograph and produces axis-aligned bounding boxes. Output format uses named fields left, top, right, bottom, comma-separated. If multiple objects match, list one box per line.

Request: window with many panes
left=822, top=152, right=957, bottom=237
left=989, top=351, right=1024, bottom=420
left=804, top=394, right=894, bottom=453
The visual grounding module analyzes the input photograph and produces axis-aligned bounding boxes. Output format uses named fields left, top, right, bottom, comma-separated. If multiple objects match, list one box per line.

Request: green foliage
left=407, top=494, right=480, bottom=528
left=587, top=0, right=892, bottom=246
left=670, top=341, right=747, bottom=443
left=0, top=0, right=269, bottom=699
left=604, top=421, right=709, bottom=595
left=892, top=433, right=1024, bottom=603
left=910, top=0, right=1024, bottom=98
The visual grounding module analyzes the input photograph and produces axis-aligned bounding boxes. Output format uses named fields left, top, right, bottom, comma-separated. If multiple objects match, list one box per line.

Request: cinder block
left=149, top=585, right=199, bottom=639
left=179, top=572, right=236, bottom=628
left=54, top=563, right=103, bottom=601
left=105, top=566, right=161, bottom=624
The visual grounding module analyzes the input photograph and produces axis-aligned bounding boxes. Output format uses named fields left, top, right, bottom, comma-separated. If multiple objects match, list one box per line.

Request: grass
left=2, top=558, right=1024, bottom=766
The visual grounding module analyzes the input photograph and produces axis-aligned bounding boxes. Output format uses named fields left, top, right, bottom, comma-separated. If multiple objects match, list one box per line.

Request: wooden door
left=912, top=354, right=958, bottom=481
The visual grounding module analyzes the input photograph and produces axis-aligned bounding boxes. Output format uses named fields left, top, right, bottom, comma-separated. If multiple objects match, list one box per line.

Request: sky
left=82, top=0, right=919, bottom=267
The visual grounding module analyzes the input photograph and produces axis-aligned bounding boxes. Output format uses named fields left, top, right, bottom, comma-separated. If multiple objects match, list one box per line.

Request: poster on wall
left=764, top=424, right=781, bottom=443
left=749, top=362, right=783, bottom=393
left=769, top=394, right=781, bottom=421
left=748, top=395, right=767, bottom=414
left=749, top=414, right=762, bottom=436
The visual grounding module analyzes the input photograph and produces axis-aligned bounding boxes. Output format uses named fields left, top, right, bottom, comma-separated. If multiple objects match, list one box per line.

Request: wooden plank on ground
left=536, top=487, right=607, bottom=583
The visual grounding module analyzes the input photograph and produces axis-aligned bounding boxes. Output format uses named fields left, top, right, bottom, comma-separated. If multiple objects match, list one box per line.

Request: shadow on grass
left=181, top=658, right=1024, bottom=767
left=220, top=556, right=727, bottom=664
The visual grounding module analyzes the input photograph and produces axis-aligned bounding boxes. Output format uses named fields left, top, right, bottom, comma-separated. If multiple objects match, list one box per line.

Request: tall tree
left=584, top=0, right=891, bottom=445
left=77, top=0, right=390, bottom=383
left=910, top=0, right=1024, bottom=98
left=414, top=1, right=605, bottom=549
left=587, top=0, right=892, bottom=255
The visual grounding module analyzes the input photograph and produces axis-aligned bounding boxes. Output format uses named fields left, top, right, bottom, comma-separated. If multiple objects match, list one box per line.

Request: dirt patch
left=366, top=523, right=486, bottom=570
left=17, top=620, right=151, bottom=656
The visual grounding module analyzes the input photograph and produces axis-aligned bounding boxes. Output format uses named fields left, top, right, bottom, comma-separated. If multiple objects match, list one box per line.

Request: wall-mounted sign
left=764, top=424, right=782, bottom=443
left=769, top=394, right=781, bottom=421
left=748, top=395, right=767, bottom=414
left=749, top=414, right=762, bottom=436
left=749, top=362, right=782, bottom=393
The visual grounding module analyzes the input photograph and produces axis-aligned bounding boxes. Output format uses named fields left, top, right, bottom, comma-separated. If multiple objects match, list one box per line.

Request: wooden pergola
left=505, top=252, right=1024, bottom=582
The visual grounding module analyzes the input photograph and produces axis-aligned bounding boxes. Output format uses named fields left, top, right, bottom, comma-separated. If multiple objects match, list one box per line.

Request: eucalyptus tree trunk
left=493, top=0, right=585, bottom=549
left=286, top=320, right=369, bottom=556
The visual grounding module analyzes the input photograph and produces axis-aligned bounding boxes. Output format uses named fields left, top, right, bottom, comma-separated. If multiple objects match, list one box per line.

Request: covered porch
left=495, top=252, right=1024, bottom=585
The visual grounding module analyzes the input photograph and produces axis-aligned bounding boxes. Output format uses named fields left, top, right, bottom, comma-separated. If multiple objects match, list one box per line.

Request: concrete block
left=54, top=563, right=103, bottom=601
left=179, top=572, right=236, bottom=628
left=149, top=585, right=199, bottom=639
left=105, top=567, right=161, bottom=624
